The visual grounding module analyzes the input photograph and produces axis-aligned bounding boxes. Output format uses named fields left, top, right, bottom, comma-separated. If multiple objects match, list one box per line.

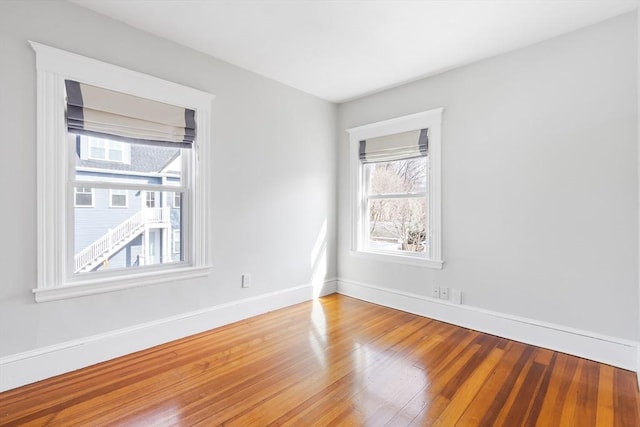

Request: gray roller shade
left=65, top=80, right=196, bottom=148
left=359, top=129, right=428, bottom=163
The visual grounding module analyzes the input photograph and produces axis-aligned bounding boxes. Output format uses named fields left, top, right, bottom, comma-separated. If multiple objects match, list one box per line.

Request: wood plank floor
left=1, top=294, right=639, bottom=426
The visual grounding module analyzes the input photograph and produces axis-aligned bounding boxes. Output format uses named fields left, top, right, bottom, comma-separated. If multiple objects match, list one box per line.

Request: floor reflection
left=350, top=341, right=429, bottom=421
left=119, top=402, right=181, bottom=426
left=308, top=299, right=328, bottom=369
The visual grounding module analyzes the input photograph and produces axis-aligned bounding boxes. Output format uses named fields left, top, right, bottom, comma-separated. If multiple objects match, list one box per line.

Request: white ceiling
left=71, top=0, right=638, bottom=103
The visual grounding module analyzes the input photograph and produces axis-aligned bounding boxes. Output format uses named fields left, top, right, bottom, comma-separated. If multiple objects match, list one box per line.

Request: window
left=74, top=187, right=94, bottom=207
left=173, top=192, right=181, bottom=208
left=364, top=157, right=427, bottom=253
left=348, top=109, right=443, bottom=268
left=145, top=191, right=156, bottom=208
left=173, top=230, right=181, bottom=254
left=109, top=189, right=128, bottom=208
left=88, top=138, right=124, bottom=162
left=31, top=41, right=214, bottom=302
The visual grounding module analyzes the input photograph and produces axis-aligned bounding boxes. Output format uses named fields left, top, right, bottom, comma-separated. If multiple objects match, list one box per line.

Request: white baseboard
left=337, top=278, right=638, bottom=371
left=1, top=277, right=633, bottom=393
left=0, top=279, right=337, bottom=393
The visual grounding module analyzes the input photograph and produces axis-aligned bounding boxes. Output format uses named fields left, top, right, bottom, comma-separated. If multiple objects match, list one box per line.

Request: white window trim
left=109, top=189, right=128, bottom=208
left=31, top=41, right=215, bottom=302
left=347, top=108, right=444, bottom=269
left=74, top=187, right=94, bottom=208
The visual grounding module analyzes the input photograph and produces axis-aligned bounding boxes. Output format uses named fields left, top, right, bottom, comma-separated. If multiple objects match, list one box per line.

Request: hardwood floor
left=1, top=294, right=638, bottom=426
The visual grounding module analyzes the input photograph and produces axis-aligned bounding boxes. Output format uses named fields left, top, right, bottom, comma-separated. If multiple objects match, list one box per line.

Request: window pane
left=110, top=189, right=127, bottom=207
left=111, top=194, right=126, bottom=206
left=368, top=198, right=427, bottom=253
left=76, top=136, right=182, bottom=185
left=365, top=157, right=427, bottom=195
left=90, top=147, right=106, bottom=160
left=108, top=148, right=123, bottom=162
left=145, top=192, right=156, bottom=208
left=74, top=189, right=183, bottom=274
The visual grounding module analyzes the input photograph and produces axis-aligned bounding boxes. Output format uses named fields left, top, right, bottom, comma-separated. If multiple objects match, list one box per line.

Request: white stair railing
left=143, top=207, right=169, bottom=223
left=74, top=208, right=170, bottom=273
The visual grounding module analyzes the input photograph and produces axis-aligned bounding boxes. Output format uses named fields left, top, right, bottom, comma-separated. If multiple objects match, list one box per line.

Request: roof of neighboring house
left=76, top=144, right=180, bottom=174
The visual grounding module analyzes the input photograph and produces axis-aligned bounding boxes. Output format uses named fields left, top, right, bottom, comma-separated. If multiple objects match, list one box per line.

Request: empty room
left=0, top=0, right=639, bottom=425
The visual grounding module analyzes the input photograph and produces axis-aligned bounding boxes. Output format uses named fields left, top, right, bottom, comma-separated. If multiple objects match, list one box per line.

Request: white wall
left=337, top=13, right=638, bottom=341
left=0, top=1, right=336, bottom=358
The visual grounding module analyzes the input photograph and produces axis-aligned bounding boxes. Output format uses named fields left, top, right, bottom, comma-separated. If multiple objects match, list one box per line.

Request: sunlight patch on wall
left=311, top=219, right=328, bottom=297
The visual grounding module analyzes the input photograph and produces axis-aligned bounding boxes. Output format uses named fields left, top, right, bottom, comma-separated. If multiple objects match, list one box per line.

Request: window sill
left=32, top=265, right=211, bottom=302
left=350, top=250, right=443, bottom=269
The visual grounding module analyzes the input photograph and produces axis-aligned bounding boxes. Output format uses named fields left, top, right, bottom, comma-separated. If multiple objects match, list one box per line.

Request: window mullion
left=366, top=192, right=427, bottom=200
left=69, top=180, right=187, bottom=193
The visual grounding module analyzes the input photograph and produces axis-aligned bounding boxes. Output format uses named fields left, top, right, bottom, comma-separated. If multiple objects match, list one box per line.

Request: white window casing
left=31, top=42, right=214, bottom=302
left=109, top=189, right=128, bottom=208
left=74, top=187, right=94, bottom=208
left=347, top=108, right=443, bottom=269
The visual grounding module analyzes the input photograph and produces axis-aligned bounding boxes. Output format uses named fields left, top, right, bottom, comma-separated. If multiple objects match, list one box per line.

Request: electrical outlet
left=451, top=289, right=462, bottom=304
left=431, top=285, right=440, bottom=299
left=241, top=273, right=251, bottom=288
left=440, top=287, right=449, bottom=300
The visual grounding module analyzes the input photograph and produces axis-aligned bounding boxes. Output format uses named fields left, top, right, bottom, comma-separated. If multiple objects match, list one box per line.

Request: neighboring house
left=74, top=136, right=182, bottom=273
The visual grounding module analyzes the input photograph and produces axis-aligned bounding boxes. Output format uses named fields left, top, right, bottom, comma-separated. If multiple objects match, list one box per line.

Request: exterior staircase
left=74, top=208, right=169, bottom=273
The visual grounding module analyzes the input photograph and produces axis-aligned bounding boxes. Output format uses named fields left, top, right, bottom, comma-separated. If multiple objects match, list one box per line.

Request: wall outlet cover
left=242, top=273, right=251, bottom=288
left=431, top=285, right=440, bottom=299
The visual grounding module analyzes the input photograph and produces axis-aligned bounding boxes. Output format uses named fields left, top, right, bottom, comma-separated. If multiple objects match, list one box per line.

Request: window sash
left=360, top=159, right=429, bottom=256
left=109, top=189, right=128, bottom=207
left=145, top=192, right=156, bottom=208
left=74, top=187, right=94, bottom=207
left=363, top=194, right=429, bottom=255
